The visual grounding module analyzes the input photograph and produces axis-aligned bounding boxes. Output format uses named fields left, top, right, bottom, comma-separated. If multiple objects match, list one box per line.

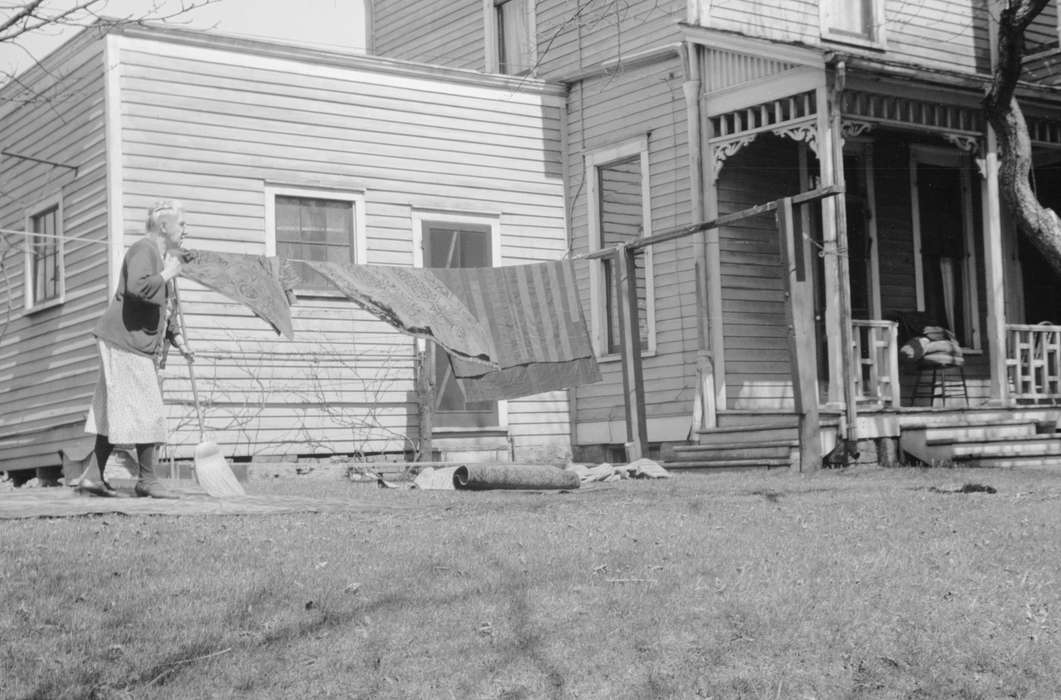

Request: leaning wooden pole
left=777, top=197, right=822, bottom=472
left=615, top=244, right=648, bottom=461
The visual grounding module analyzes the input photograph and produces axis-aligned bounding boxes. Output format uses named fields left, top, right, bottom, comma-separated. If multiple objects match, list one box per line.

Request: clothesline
left=0, top=227, right=110, bottom=245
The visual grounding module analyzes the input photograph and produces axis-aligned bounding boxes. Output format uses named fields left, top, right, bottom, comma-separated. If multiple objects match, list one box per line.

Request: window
left=265, top=187, right=365, bottom=293
left=820, top=0, right=884, bottom=47
left=24, top=198, right=64, bottom=311
left=487, top=0, right=535, bottom=75
left=412, top=209, right=505, bottom=430
left=586, top=138, right=656, bottom=357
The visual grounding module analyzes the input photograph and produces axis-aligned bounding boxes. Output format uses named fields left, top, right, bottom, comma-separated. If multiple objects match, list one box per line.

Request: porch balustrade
left=1006, top=323, right=1061, bottom=403
left=851, top=320, right=900, bottom=407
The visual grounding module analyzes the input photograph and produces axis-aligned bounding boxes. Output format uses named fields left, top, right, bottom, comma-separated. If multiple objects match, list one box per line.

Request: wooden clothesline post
left=588, top=184, right=844, bottom=469
left=614, top=244, right=648, bottom=461
left=777, top=197, right=822, bottom=472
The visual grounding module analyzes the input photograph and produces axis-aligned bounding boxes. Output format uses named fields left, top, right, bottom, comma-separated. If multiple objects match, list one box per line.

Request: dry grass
left=2, top=465, right=1061, bottom=699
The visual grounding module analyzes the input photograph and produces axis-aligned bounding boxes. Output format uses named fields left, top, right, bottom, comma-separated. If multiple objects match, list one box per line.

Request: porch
left=662, top=322, right=1061, bottom=470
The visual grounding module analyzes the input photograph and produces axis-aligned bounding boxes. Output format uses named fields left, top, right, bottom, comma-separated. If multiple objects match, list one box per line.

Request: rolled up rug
left=452, top=464, right=580, bottom=491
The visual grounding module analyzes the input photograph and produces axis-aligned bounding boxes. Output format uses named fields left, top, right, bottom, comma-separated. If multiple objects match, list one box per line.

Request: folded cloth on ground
left=432, top=260, right=602, bottom=401
left=567, top=459, right=670, bottom=483
left=181, top=250, right=296, bottom=338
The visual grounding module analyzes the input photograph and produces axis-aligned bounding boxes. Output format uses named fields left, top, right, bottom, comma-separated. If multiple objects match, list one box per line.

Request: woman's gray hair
left=146, top=200, right=184, bottom=231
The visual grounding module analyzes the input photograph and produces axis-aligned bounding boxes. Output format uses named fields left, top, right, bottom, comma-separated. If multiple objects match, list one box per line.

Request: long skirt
left=84, top=339, right=168, bottom=444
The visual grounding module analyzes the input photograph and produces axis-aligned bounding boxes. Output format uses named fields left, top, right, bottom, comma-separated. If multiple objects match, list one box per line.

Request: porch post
left=682, top=42, right=717, bottom=431
left=982, top=127, right=1009, bottom=405
left=815, top=85, right=845, bottom=408
left=703, top=89, right=727, bottom=416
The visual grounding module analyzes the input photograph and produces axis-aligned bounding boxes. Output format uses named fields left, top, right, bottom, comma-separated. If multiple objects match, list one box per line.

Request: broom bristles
left=195, top=441, right=245, bottom=497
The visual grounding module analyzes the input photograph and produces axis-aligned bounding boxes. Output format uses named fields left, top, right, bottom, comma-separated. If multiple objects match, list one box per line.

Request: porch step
left=663, top=429, right=796, bottom=471
left=664, top=457, right=793, bottom=471
left=967, top=455, right=1061, bottom=468
left=917, top=421, right=1039, bottom=442
left=937, top=434, right=1061, bottom=459
left=693, top=421, right=799, bottom=444
left=901, top=418, right=1061, bottom=468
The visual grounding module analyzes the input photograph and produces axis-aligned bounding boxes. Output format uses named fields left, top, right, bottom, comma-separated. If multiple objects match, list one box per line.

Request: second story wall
left=369, top=0, right=485, bottom=70
left=535, top=0, right=684, bottom=78
left=705, top=0, right=993, bottom=75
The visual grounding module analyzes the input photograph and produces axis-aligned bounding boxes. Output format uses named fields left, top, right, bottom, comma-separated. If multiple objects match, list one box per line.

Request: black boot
left=134, top=443, right=178, bottom=499
left=75, top=436, right=119, bottom=497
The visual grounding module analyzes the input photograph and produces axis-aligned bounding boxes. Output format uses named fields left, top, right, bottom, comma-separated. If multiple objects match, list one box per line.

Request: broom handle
left=171, top=281, right=207, bottom=437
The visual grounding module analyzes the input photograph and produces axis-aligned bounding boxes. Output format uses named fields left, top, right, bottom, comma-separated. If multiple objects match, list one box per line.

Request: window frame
left=264, top=185, right=366, bottom=297
left=484, top=0, right=536, bottom=75
left=411, top=207, right=508, bottom=431
left=23, top=194, right=65, bottom=313
left=585, top=136, right=657, bottom=360
left=819, top=0, right=886, bottom=49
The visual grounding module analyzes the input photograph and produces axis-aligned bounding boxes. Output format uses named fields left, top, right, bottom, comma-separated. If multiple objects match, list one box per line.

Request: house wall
left=0, top=26, right=571, bottom=472
left=715, top=135, right=802, bottom=410
left=0, top=31, right=110, bottom=472
left=706, top=0, right=992, bottom=75
left=534, top=0, right=684, bottom=78
left=369, top=0, right=486, bottom=70
left=567, top=56, right=699, bottom=446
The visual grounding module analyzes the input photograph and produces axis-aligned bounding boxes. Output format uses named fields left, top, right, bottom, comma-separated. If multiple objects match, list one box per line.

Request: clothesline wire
left=0, top=227, right=110, bottom=245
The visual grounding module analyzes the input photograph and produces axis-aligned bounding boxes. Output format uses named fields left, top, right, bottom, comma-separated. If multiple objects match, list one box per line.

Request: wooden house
left=370, top=0, right=1061, bottom=469
left=0, top=22, right=572, bottom=476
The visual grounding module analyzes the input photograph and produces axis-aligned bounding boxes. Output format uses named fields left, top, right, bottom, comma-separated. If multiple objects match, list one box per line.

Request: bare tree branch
left=983, top=0, right=1061, bottom=276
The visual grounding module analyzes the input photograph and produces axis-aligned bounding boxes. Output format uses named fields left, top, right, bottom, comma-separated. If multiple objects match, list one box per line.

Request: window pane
left=598, top=157, right=649, bottom=352
left=497, top=0, right=533, bottom=75
left=826, top=0, right=875, bottom=40
left=30, top=207, right=60, bottom=303
left=275, top=195, right=355, bottom=291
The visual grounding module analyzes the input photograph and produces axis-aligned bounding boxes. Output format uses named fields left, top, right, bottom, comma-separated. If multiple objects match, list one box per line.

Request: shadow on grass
left=455, top=559, right=568, bottom=700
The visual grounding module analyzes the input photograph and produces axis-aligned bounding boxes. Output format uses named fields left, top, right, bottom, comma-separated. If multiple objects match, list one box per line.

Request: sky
left=0, top=0, right=367, bottom=77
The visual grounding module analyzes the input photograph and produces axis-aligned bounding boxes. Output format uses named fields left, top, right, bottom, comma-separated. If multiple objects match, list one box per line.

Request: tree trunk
left=984, top=0, right=1061, bottom=275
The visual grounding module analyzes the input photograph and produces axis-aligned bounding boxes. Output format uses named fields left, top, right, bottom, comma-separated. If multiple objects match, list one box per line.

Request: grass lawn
left=2, top=465, right=1060, bottom=699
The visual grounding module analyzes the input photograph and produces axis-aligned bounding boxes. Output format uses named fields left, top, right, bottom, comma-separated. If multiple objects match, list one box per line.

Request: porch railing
left=852, top=320, right=900, bottom=407
left=1006, top=323, right=1061, bottom=403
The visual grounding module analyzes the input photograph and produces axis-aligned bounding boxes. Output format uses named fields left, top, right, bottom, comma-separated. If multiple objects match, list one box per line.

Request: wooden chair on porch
left=893, top=312, right=969, bottom=407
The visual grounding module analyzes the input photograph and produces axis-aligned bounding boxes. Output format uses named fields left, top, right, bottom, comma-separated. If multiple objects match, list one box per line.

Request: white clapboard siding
left=107, top=27, right=569, bottom=462
left=370, top=0, right=485, bottom=70
left=535, top=0, right=685, bottom=79
left=565, top=57, right=701, bottom=430
left=0, top=31, right=111, bottom=470
left=707, top=0, right=989, bottom=75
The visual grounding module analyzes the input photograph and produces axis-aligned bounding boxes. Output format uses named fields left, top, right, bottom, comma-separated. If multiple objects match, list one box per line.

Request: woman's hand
left=161, top=254, right=183, bottom=282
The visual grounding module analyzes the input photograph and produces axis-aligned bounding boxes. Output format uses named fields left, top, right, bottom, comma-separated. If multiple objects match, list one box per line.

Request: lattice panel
left=1025, top=114, right=1061, bottom=147
left=710, top=90, right=817, bottom=138
left=842, top=90, right=984, bottom=134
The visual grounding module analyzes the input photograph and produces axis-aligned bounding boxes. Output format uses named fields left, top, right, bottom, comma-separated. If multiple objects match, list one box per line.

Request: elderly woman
left=79, top=201, right=194, bottom=498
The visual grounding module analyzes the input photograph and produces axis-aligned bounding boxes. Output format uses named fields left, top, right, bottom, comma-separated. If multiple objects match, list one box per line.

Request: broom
left=172, top=282, right=245, bottom=497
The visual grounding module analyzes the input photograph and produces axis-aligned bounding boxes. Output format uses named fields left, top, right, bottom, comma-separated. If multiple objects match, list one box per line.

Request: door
left=910, top=147, right=981, bottom=349
left=423, top=223, right=500, bottom=429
